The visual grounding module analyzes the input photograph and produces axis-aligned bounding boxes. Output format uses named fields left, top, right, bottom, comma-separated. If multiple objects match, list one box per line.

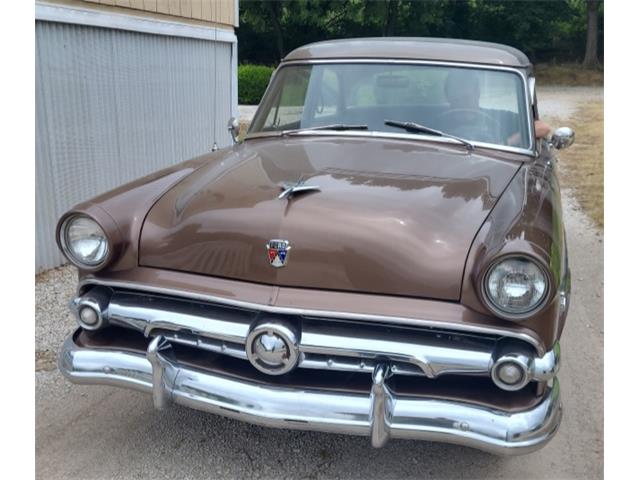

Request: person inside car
left=442, top=70, right=551, bottom=147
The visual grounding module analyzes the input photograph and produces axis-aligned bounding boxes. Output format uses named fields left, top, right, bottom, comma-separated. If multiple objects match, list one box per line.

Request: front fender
left=56, top=150, right=227, bottom=274
left=460, top=154, right=569, bottom=351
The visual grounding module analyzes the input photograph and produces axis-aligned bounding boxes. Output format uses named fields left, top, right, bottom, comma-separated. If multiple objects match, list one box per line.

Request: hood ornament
left=278, top=176, right=321, bottom=200
left=266, top=239, right=291, bottom=268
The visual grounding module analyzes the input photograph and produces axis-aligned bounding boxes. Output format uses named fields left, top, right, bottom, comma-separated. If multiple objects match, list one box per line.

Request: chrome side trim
left=59, top=333, right=562, bottom=455
left=246, top=58, right=535, bottom=156
left=78, top=278, right=546, bottom=356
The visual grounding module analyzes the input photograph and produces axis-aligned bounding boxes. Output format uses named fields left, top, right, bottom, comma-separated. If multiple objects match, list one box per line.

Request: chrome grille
left=71, top=284, right=558, bottom=387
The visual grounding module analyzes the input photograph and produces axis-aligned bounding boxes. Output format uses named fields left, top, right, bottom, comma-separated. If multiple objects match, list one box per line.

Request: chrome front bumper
left=59, top=332, right=562, bottom=455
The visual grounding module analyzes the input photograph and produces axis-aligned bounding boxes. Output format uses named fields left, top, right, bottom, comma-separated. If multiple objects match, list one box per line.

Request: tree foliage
left=238, top=64, right=275, bottom=104
left=238, top=0, right=604, bottom=66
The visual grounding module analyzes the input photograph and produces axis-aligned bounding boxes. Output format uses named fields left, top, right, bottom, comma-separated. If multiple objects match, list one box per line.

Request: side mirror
left=550, top=127, right=575, bottom=150
left=227, top=117, right=240, bottom=144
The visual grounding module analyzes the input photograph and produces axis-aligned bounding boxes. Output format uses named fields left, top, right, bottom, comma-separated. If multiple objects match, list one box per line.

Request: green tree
left=238, top=0, right=604, bottom=66
left=583, top=0, right=601, bottom=67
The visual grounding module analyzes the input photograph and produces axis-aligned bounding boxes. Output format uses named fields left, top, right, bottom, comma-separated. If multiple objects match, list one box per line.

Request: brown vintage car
left=56, top=38, right=575, bottom=455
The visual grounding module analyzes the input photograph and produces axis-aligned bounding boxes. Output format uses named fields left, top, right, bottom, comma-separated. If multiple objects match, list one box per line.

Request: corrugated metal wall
left=35, top=20, right=234, bottom=271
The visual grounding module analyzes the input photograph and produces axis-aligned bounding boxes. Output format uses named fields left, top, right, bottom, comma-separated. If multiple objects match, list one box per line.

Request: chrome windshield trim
left=528, top=76, right=536, bottom=105
left=247, top=58, right=535, bottom=156
left=245, top=129, right=534, bottom=157
left=78, top=278, right=546, bottom=356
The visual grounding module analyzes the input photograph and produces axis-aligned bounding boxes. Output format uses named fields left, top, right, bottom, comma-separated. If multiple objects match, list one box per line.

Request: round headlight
left=60, top=216, right=109, bottom=267
left=484, top=256, right=548, bottom=317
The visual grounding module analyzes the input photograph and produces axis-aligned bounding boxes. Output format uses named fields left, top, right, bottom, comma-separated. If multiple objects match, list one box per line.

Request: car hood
left=139, top=136, right=521, bottom=300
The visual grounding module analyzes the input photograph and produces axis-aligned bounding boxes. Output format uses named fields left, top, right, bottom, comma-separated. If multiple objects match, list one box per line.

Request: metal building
left=35, top=0, right=238, bottom=272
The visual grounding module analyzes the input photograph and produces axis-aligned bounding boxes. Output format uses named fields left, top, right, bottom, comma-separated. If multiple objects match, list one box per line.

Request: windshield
left=249, top=63, right=531, bottom=150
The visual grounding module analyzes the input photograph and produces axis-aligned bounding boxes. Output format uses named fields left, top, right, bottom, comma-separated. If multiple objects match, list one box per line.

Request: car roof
left=283, top=37, right=530, bottom=68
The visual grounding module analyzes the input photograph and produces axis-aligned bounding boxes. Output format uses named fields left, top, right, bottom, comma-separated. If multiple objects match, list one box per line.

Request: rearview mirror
left=227, top=117, right=240, bottom=144
left=551, top=127, right=575, bottom=150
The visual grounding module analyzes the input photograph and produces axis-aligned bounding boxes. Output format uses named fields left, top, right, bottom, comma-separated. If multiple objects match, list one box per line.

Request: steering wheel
left=435, top=108, right=501, bottom=142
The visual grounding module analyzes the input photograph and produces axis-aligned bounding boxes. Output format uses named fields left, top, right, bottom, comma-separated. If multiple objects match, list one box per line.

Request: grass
left=535, top=63, right=603, bottom=87
left=556, top=101, right=604, bottom=228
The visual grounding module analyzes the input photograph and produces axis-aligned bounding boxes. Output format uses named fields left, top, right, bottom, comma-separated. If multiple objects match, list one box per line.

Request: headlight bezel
left=480, top=254, right=551, bottom=321
left=58, top=214, right=111, bottom=270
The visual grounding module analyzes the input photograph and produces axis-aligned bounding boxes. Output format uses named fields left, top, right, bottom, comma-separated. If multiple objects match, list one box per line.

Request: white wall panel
left=35, top=20, right=235, bottom=271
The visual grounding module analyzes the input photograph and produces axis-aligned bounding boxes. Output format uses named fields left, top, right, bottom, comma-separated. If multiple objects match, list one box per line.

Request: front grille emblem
left=245, top=322, right=300, bottom=375
left=266, top=239, right=291, bottom=268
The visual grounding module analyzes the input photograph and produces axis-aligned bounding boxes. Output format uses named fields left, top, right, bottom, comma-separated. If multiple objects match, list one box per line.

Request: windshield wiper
left=284, top=124, right=369, bottom=135
left=384, top=119, right=475, bottom=151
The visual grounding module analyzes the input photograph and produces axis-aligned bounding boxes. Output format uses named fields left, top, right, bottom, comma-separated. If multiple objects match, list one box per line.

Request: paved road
left=36, top=89, right=604, bottom=479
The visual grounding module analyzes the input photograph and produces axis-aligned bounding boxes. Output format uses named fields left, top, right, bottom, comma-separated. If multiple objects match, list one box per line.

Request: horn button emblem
left=246, top=322, right=300, bottom=375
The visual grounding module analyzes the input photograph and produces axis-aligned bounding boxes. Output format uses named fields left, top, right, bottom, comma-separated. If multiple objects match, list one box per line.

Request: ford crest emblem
left=266, top=239, right=291, bottom=268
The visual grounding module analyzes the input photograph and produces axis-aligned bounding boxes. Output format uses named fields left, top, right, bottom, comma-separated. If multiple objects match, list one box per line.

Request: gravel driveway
left=537, top=86, right=603, bottom=119
left=36, top=87, right=604, bottom=479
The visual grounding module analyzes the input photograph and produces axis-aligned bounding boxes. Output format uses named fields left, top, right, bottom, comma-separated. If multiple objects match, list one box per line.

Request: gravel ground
left=239, top=105, right=258, bottom=125
left=537, top=86, right=603, bottom=119
left=35, top=266, right=77, bottom=371
left=36, top=87, right=604, bottom=479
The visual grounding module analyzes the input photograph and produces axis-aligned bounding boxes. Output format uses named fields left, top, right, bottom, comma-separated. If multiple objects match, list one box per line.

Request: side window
left=263, top=67, right=311, bottom=130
